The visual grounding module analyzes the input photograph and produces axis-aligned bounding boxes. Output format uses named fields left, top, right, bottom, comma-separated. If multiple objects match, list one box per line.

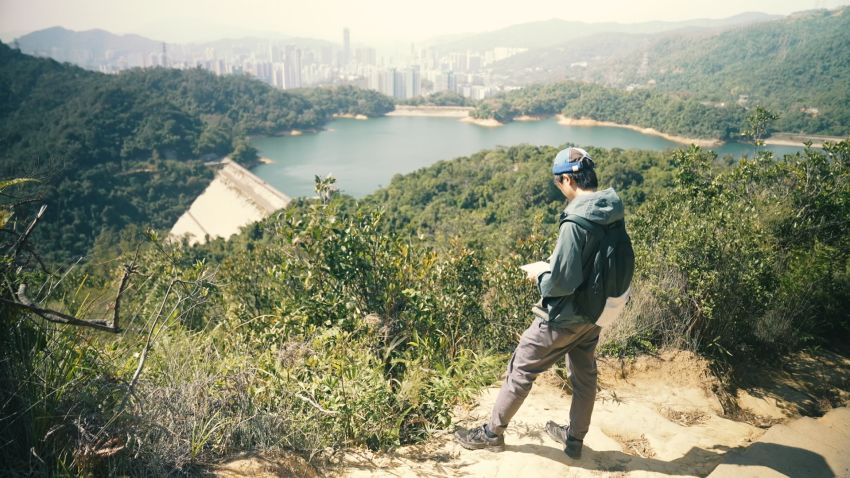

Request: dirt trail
left=334, top=351, right=850, bottom=478
left=215, top=350, right=850, bottom=477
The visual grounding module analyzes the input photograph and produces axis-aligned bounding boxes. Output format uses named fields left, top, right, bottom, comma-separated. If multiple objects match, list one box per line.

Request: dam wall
left=170, top=158, right=291, bottom=244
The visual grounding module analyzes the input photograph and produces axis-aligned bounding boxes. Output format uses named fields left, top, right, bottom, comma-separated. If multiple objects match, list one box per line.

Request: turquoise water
left=251, top=116, right=806, bottom=198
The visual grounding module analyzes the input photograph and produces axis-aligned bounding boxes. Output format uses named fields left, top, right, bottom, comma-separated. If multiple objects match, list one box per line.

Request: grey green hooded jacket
left=534, top=187, right=625, bottom=327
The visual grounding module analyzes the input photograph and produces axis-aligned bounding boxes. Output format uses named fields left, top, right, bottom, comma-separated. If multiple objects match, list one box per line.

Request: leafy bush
left=609, top=140, right=850, bottom=359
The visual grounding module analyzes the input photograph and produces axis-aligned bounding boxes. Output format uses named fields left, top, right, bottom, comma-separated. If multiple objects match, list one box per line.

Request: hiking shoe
left=454, top=424, right=505, bottom=451
left=545, top=421, right=583, bottom=458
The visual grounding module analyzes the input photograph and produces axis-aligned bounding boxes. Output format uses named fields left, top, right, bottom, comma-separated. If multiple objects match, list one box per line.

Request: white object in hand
left=520, top=261, right=550, bottom=277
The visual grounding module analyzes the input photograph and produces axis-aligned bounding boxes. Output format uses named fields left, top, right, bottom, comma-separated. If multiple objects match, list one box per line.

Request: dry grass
left=608, top=433, right=656, bottom=458
left=659, top=407, right=710, bottom=426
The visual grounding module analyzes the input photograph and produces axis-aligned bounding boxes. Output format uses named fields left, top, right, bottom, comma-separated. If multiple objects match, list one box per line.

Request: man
left=455, top=146, right=626, bottom=459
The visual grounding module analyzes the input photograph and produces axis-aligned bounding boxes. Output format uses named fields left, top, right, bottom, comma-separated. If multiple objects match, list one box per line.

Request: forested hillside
left=0, top=43, right=393, bottom=260
left=471, top=82, right=747, bottom=141
left=490, top=7, right=850, bottom=136
left=2, top=21, right=849, bottom=475
left=595, top=8, right=850, bottom=135
left=364, top=144, right=677, bottom=251
left=365, top=141, right=850, bottom=361
left=3, top=138, right=847, bottom=474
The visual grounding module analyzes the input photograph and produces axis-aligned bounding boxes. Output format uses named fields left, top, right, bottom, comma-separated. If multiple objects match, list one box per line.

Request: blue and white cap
left=552, top=147, right=594, bottom=175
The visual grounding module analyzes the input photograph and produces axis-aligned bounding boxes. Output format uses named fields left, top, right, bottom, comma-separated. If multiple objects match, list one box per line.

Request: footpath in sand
left=215, top=347, right=850, bottom=477
left=334, top=351, right=850, bottom=478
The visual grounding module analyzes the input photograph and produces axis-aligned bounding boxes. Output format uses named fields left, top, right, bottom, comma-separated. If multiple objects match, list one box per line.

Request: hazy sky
left=1, top=0, right=846, bottom=44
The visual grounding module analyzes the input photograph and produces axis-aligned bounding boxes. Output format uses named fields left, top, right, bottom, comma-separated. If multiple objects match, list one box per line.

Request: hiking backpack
left=559, top=214, right=635, bottom=321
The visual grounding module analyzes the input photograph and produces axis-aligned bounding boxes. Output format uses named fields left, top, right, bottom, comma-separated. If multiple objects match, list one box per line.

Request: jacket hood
left=563, top=188, right=624, bottom=225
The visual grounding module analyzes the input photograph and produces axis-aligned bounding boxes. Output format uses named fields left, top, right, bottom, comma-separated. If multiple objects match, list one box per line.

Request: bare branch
left=0, top=229, right=53, bottom=276
left=8, top=204, right=46, bottom=259
left=1, top=284, right=120, bottom=333
left=109, top=263, right=136, bottom=331
left=2, top=260, right=135, bottom=334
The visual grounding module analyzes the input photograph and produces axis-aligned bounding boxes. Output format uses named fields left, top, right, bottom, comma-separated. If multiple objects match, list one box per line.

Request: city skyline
left=1, top=0, right=847, bottom=45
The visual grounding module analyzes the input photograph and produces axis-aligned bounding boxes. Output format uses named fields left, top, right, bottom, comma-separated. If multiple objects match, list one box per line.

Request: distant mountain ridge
left=16, top=26, right=162, bottom=66
left=430, top=12, right=780, bottom=51
left=14, top=26, right=334, bottom=70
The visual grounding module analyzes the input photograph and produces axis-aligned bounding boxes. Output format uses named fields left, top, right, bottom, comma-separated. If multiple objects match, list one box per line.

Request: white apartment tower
left=343, top=28, right=351, bottom=66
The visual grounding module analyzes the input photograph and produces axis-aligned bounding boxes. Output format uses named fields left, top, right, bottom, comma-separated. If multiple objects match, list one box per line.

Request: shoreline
left=764, top=133, right=846, bottom=148
left=556, top=115, right=723, bottom=148
left=333, top=113, right=369, bottom=120
left=250, top=128, right=318, bottom=140
left=387, top=105, right=474, bottom=118
left=514, top=115, right=545, bottom=122
left=460, top=116, right=503, bottom=127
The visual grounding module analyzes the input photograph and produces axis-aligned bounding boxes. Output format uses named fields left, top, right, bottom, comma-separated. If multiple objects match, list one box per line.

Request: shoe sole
left=546, top=424, right=582, bottom=459
left=456, top=441, right=505, bottom=452
left=545, top=425, right=567, bottom=446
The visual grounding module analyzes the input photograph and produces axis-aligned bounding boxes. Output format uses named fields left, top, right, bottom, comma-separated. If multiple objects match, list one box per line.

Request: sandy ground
left=326, top=349, right=850, bottom=478
left=461, top=116, right=503, bottom=127
left=210, top=279, right=850, bottom=478
left=335, top=352, right=757, bottom=478
left=212, top=348, right=850, bottom=477
left=514, top=115, right=545, bottom=121
left=212, top=346, right=849, bottom=477
left=709, top=407, right=850, bottom=478
left=764, top=133, right=847, bottom=148
left=556, top=115, right=723, bottom=148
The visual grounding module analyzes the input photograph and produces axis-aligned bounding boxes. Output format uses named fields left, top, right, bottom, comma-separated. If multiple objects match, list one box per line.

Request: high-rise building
left=404, top=66, right=421, bottom=99
left=380, top=69, right=396, bottom=97
left=355, top=47, right=376, bottom=65
left=435, top=71, right=457, bottom=93
left=273, top=63, right=285, bottom=88
left=343, top=28, right=351, bottom=66
left=393, top=70, right=406, bottom=98
left=283, top=46, right=302, bottom=88
left=368, top=69, right=382, bottom=91
left=449, top=52, right=467, bottom=72
left=269, top=44, right=282, bottom=63
left=467, top=53, right=482, bottom=73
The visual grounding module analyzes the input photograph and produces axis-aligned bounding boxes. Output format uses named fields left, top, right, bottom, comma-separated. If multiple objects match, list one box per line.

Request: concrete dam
left=169, top=158, right=291, bottom=244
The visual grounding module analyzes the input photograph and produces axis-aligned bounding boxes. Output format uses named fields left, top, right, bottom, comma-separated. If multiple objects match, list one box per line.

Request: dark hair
left=557, top=157, right=598, bottom=189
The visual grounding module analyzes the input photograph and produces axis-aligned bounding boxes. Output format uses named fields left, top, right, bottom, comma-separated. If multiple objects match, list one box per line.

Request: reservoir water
left=251, top=116, right=806, bottom=198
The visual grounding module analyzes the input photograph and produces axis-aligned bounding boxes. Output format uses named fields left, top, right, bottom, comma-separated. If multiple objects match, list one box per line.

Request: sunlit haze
left=1, top=0, right=847, bottom=44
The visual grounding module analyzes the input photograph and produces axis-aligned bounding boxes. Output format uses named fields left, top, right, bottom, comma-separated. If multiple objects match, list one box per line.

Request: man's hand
left=520, top=261, right=549, bottom=282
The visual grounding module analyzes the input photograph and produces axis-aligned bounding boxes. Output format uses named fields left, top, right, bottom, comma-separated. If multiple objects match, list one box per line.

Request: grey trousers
left=488, top=318, right=601, bottom=440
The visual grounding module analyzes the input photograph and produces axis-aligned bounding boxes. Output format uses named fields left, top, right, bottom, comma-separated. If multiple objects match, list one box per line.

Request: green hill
left=470, top=81, right=748, bottom=141
left=0, top=43, right=393, bottom=260
left=596, top=8, right=850, bottom=135
left=3, top=131, right=848, bottom=474
left=491, top=7, right=850, bottom=136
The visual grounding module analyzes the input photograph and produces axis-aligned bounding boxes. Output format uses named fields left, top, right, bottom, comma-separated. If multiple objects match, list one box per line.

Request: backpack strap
left=559, top=214, right=605, bottom=283
left=559, top=214, right=604, bottom=239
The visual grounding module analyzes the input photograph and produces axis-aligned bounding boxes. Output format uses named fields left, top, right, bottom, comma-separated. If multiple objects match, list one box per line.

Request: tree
left=742, top=106, right=779, bottom=146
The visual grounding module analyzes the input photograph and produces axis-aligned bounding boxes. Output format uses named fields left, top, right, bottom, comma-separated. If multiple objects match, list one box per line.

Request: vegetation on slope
left=490, top=7, right=850, bottom=137
left=2, top=31, right=848, bottom=475
left=3, top=136, right=848, bottom=474
left=590, top=7, right=850, bottom=136
left=471, top=82, right=748, bottom=141
left=0, top=43, right=394, bottom=261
